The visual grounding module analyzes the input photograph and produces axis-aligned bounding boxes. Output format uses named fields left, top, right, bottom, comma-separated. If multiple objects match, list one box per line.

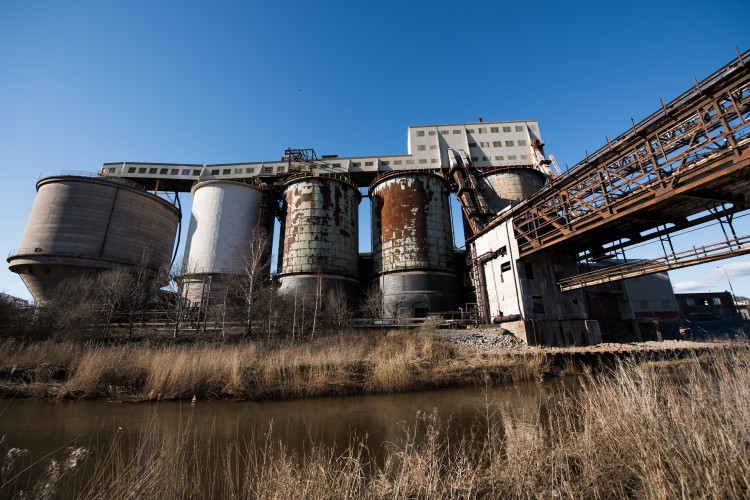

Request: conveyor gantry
left=477, top=50, right=750, bottom=290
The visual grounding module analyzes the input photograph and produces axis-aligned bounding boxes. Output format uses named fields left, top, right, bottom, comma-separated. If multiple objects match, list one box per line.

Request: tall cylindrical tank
left=180, top=180, right=270, bottom=306
left=277, top=174, right=361, bottom=298
left=7, top=175, right=180, bottom=303
left=478, top=167, right=546, bottom=213
left=370, top=171, right=457, bottom=317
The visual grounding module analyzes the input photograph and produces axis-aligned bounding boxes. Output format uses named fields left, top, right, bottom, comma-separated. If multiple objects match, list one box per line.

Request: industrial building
left=7, top=176, right=180, bottom=303
left=6, top=51, right=750, bottom=346
left=584, top=263, right=680, bottom=341
left=8, top=119, right=567, bottom=334
left=675, top=292, right=740, bottom=321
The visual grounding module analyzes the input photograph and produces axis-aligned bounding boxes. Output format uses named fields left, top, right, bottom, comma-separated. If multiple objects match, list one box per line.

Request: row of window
left=415, top=140, right=529, bottom=151
left=685, top=298, right=722, bottom=306
left=123, top=165, right=286, bottom=176
left=352, top=159, right=416, bottom=167
left=415, top=125, right=527, bottom=137
left=415, top=140, right=530, bottom=152
left=351, top=154, right=530, bottom=166
left=470, top=154, right=528, bottom=162
left=468, top=140, right=528, bottom=148
left=121, top=150, right=533, bottom=178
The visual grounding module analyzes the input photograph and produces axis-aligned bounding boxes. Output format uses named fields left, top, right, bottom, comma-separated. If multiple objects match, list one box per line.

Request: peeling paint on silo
left=369, top=172, right=458, bottom=316
left=278, top=175, right=361, bottom=298
left=370, top=172, right=454, bottom=274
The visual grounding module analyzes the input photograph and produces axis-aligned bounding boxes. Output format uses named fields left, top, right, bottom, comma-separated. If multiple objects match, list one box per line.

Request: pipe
left=504, top=222, right=522, bottom=317
left=473, top=250, right=498, bottom=324
left=476, top=261, right=490, bottom=324
left=492, top=314, right=522, bottom=324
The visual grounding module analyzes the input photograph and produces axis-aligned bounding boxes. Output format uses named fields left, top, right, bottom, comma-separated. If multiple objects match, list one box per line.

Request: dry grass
left=0, top=332, right=548, bottom=401
left=0, top=339, right=81, bottom=372
left=3, top=348, right=749, bottom=498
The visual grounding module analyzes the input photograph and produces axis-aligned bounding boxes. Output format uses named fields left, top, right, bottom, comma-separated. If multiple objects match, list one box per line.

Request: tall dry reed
left=3, top=349, right=749, bottom=498
left=1, top=333, right=545, bottom=400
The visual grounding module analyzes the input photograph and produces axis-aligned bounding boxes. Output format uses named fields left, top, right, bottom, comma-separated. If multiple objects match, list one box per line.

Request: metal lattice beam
left=559, top=234, right=750, bottom=291
left=494, top=50, right=750, bottom=259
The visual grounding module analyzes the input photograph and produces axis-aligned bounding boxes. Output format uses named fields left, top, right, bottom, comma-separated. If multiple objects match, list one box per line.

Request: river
left=0, top=379, right=568, bottom=492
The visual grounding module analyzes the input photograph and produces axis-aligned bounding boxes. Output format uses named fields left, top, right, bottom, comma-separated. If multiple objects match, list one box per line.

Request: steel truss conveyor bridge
left=479, top=50, right=750, bottom=291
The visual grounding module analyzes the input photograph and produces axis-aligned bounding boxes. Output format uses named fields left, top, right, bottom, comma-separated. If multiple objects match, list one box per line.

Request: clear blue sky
left=2, top=0, right=749, bottom=301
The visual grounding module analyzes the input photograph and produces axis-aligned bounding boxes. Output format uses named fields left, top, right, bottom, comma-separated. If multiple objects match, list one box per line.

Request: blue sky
left=1, top=0, right=749, bottom=301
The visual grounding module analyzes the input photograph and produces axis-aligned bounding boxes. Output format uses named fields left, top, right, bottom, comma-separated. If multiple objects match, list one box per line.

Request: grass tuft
left=4, top=348, right=749, bottom=498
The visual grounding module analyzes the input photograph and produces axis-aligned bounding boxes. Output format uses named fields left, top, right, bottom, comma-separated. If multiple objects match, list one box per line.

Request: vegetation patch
left=0, top=334, right=740, bottom=402
left=2, top=348, right=749, bottom=498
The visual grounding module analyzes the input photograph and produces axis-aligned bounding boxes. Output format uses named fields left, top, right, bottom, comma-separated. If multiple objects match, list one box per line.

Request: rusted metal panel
left=370, top=172, right=457, bottom=315
left=279, top=174, right=360, bottom=279
left=370, top=172, right=454, bottom=274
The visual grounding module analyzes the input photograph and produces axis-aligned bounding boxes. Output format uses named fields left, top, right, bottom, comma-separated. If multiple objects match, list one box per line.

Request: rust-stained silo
left=7, top=175, right=180, bottom=303
left=180, top=180, right=272, bottom=306
left=370, top=171, right=457, bottom=317
left=277, top=173, right=361, bottom=298
left=477, top=167, right=546, bottom=213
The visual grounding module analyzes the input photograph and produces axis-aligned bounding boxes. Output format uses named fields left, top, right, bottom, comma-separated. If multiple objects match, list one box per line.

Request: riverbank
left=0, top=329, right=741, bottom=401
left=2, top=346, right=748, bottom=498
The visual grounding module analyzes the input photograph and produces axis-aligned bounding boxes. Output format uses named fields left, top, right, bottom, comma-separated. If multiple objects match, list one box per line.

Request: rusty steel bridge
left=465, top=49, right=750, bottom=291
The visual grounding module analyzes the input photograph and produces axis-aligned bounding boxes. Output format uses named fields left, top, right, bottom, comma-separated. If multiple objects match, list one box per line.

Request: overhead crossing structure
left=474, top=50, right=750, bottom=290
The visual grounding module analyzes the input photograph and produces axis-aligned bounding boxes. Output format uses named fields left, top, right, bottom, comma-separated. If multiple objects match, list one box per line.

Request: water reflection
left=0, top=379, right=568, bottom=466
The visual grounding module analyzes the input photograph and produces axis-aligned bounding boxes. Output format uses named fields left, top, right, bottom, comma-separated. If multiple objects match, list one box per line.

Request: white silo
left=181, top=180, right=268, bottom=306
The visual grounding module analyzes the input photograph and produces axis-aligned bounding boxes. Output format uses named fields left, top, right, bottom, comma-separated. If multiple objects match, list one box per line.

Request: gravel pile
left=437, top=327, right=528, bottom=351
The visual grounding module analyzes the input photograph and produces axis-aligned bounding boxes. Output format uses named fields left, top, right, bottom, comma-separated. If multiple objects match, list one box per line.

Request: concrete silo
left=180, top=180, right=272, bottom=306
left=277, top=173, right=361, bottom=299
left=477, top=167, right=546, bottom=213
left=370, top=171, right=457, bottom=317
left=7, top=175, right=180, bottom=303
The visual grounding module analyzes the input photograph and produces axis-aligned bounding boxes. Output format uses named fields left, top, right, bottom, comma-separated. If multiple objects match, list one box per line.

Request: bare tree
left=311, top=271, right=324, bottom=340
left=0, top=293, right=34, bottom=339
left=359, top=283, right=384, bottom=319
left=236, top=227, right=272, bottom=338
left=39, top=275, right=99, bottom=339
left=386, top=295, right=410, bottom=322
left=159, top=261, right=189, bottom=338
left=324, top=286, right=352, bottom=326
left=253, top=286, right=294, bottom=339
left=125, top=249, right=154, bottom=337
left=96, top=267, right=134, bottom=337
left=217, top=286, right=230, bottom=337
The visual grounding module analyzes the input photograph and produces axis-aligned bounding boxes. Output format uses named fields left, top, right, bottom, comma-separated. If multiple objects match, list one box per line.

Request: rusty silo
left=7, top=175, right=180, bottom=304
left=180, top=180, right=272, bottom=306
left=477, top=167, right=546, bottom=213
left=370, top=171, right=457, bottom=317
left=277, top=173, right=361, bottom=298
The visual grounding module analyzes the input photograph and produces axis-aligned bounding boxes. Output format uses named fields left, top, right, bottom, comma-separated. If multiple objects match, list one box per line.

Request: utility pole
left=718, top=265, right=738, bottom=312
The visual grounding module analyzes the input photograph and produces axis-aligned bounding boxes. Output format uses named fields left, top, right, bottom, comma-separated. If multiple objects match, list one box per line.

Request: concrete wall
left=471, top=218, right=596, bottom=346
left=472, top=218, right=587, bottom=321
left=502, top=319, right=602, bottom=346
left=621, top=272, right=679, bottom=320
left=9, top=176, right=179, bottom=303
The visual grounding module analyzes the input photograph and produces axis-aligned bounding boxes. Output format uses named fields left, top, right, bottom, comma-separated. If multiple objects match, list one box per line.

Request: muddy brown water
left=0, top=380, right=570, bottom=488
